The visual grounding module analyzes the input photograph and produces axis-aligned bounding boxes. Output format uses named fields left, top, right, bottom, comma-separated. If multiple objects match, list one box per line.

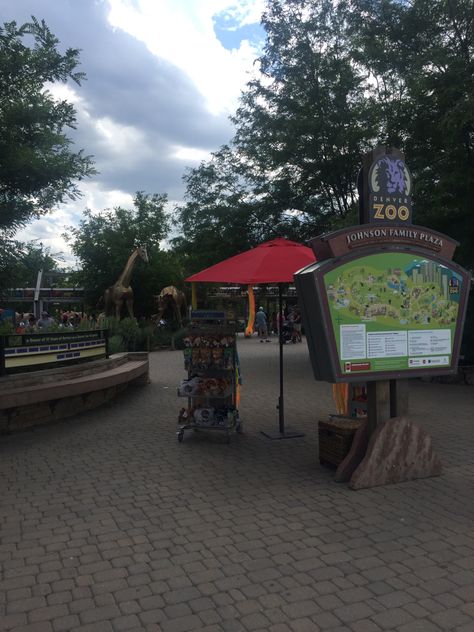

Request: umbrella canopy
left=185, top=238, right=315, bottom=284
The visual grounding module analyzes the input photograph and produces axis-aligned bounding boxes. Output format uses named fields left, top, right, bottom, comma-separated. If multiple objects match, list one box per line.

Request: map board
left=324, top=252, right=462, bottom=376
left=294, top=247, right=470, bottom=383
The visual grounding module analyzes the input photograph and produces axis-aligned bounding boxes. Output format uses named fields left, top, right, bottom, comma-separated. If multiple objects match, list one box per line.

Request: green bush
left=99, top=317, right=190, bottom=353
left=108, top=334, right=125, bottom=355
left=103, top=317, right=158, bottom=352
left=117, top=318, right=140, bottom=350
left=0, top=320, right=14, bottom=334
left=153, top=325, right=173, bottom=348
left=171, top=326, right=188, bottom=350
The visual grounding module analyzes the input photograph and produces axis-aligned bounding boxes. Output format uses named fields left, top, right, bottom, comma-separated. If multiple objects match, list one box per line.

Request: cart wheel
left=178, top=431, right=184, bottom=442
left=236, top=421, right=243, bottom=434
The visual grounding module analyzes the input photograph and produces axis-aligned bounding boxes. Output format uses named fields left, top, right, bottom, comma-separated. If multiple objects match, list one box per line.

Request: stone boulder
left=350, top=416, right=442, bottom=490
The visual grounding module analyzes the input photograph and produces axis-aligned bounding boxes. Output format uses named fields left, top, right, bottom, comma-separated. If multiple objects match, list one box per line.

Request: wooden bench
left=0, top=352, right=149, bottom=433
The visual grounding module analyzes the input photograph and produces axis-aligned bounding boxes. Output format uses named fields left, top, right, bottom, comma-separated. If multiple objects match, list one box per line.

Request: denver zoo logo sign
left=369, top=156, right=413, bottom=224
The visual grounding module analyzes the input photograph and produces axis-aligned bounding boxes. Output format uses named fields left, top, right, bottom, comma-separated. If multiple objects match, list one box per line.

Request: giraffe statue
left=104, top=245, right=149, bottom=319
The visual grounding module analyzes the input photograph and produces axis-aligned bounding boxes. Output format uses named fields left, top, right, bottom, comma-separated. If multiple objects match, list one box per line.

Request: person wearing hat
left=255, top=306, right=270, bottom=342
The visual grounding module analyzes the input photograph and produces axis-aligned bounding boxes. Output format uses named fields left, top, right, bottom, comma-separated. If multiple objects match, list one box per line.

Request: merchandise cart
left=176, top=314, right=241, bottom=443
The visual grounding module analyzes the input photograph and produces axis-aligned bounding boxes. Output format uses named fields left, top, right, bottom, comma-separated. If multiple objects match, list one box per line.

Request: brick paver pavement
left=1, top=336, right=474, bottom=632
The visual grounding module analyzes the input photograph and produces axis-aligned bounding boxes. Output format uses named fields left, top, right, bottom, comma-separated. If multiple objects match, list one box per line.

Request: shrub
left=171, top=326, right=188, bottom=350
left=108, top=334, right=125, bottom=355
left=0, top=320, right=14, bottom=334
left=117, top=318, right=140, bottom=351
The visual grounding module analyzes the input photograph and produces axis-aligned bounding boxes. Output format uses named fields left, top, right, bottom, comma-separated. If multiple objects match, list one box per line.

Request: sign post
left=360, top=146, right=413, bottom=432
left=295, top=147, right=470, bottom=487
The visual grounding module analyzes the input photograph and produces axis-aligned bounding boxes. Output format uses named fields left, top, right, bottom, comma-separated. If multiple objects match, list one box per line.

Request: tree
left=234, top=0, right=376, bottom=222
left=173, top=144, right=315, bottom=277
left=174, top=0, right=378, bottom=269
left=176, top=0, right=473, bottom=268
left=0, top=240, right=60, bottom=291
left=350, top=0, right=474, bottom=267
left=67, top=192, right=181, bottom=315
left=0, top=17, right=95, bottom=236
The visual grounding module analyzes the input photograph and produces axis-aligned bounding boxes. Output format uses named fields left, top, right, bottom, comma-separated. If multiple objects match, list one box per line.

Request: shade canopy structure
left=186, top=238, right=316, bottom=439
left=185, top=238, right=315, bottom=285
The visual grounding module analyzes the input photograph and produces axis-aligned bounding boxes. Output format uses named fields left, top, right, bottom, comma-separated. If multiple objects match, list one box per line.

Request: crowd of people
left=254, top=305, right=302, bottom=343
left=14, top=311, right=98, bottom=333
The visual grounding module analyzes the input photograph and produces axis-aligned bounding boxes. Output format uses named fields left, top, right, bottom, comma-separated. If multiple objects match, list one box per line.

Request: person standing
left=255, top=307, right=269, bottom=342
left=27, top=315, right=38, bottom=331
left=59, top=314, right=73, bottom=328
left=15, top=313, right=26, bottom=334
left=276, top=310, right=284, bottom=336
left=270, top=311, right=277, bottom=335
left=292, top=308, right=302, bottom=342
left=37, top=311, right=55, bottom=330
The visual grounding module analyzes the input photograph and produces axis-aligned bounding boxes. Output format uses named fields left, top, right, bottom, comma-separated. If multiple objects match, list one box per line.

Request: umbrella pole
left=278, top=282, right=285, bottom=433
left=261, top=283, right=304, bottom=440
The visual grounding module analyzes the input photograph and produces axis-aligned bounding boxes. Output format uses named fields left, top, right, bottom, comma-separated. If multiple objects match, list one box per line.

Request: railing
left=0, top=329, right=109, bottom=375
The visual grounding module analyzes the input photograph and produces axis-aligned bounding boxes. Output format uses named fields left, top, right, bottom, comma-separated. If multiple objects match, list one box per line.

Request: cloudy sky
left=1, top=0, right=266, bottom=265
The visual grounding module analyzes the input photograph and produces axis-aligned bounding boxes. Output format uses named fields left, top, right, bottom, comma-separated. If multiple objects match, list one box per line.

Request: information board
left=323, top=252, right=463, bottom=376
left=1, top=330, right=108, bottom=374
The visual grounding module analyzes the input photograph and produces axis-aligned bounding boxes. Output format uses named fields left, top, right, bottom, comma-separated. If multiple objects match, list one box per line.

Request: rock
left=350, top=416, right=442, bottom=490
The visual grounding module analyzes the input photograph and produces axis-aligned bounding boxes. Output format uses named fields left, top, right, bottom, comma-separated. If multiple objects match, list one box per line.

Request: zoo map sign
left=295, top=146, right=470, bottom=383
left=324, top=252, right=462, bottom=375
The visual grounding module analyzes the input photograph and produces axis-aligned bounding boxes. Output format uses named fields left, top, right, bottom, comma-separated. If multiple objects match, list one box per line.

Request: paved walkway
left=1, top=336, right=474, bottom=632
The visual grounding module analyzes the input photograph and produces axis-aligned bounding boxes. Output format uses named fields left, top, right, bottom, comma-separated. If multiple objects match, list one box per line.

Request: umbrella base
left=261, top=429, right=305, bottom=440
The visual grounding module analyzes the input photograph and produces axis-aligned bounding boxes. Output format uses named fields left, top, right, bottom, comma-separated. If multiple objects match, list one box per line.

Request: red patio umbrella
left=186, top=238, right=316, bottom=439
left=186, top=238, right=315, bottom=284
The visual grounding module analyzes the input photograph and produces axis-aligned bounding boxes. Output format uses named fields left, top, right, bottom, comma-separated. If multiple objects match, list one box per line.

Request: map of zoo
left=323, top=252, right=463, bottom=374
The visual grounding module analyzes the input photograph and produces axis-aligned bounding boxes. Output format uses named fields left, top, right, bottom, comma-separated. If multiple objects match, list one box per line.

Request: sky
left=0, top=0, right=267, bottom=266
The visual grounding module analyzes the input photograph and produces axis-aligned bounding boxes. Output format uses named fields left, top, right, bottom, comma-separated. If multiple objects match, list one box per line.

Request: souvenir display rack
left=177, top=319, right=241, bottom=443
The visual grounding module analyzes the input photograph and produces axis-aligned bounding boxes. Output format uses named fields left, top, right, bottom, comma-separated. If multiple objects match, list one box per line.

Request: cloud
left=15, top=183, right=136, bottom=268
left=215, top=0, right=266, bottom=29
left=107, top=0, right=265, bottom=114
left=0, top=0, right=265, bottom=262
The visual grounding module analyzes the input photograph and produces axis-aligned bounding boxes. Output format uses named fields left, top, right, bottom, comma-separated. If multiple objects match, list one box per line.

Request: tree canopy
left=0, top=240, right=60, bottom=292
left=351, top=0, right=474, bottom=265
left=175, top=0, right=474, bottom=272
left=67, top=192, right=182, bottom=315
left=0, top=17, right=95, bottom=236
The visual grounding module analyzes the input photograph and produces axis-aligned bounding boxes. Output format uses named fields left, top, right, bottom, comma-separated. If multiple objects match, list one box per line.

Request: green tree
left=174, top=0, right=378, bottom=269
left=176, top=0, right=473, bottom=268
left=0, top=240, right=60, bottom=291
left=67, top=192, right=181, bottom=315
left=174, top=146, right=271, bottom=275
left=234, top=0, right=376, bottom=223
left=350, top=0, right=474, bottom=266
left=173, top=143, right=313, bottom=277
left=0, top=17, right=95, bottom=236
